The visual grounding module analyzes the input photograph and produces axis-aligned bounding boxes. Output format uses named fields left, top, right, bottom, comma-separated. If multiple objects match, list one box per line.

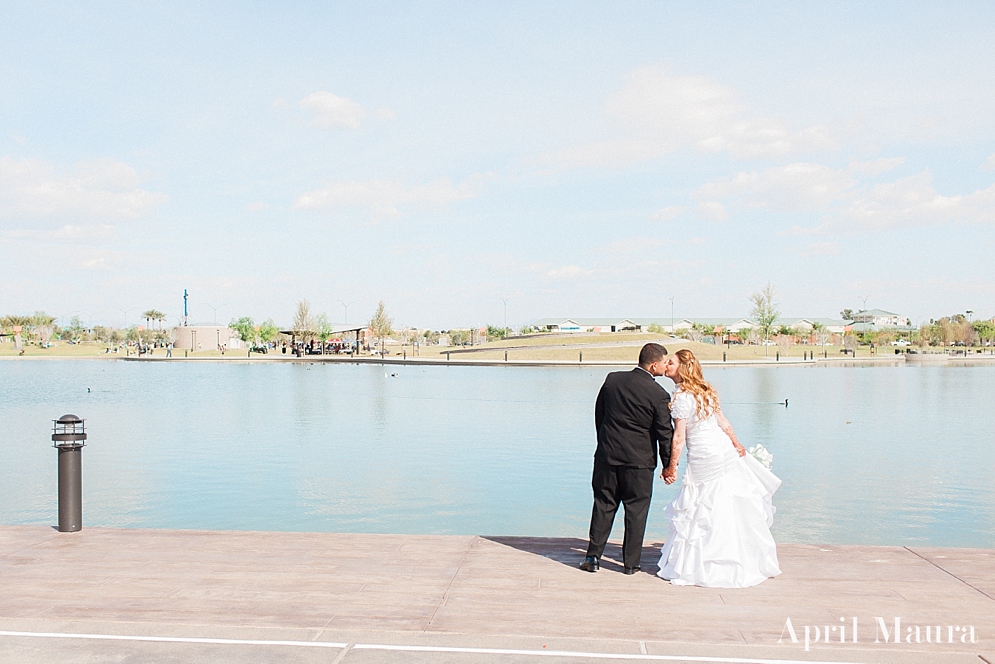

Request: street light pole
left=670, top=296, right=675, bottom=334
left=338, top=300, right=354, bottom=325
left=501, top=298, right=508, bottom=330
left=116, top=307, right=136, bottom=330
left=205, top=303, right=224, bottom=325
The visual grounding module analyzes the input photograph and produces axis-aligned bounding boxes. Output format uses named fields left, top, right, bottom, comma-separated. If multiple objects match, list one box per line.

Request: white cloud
left=849, top=157, right=905, bottom=176
left=542, top=65, right=835, bottom=170
left=293, top=175, right=487, bottom=221
left=828, top=171, right=995, bottom=232
left=650, top=205, right=685, bottom=221
left=790, top=241, right=839, bottom=257
left=298, top=91, right=369, bottom=129
left=0, top=156, right=167, bottom=224
left=697, top=163, right=855, bottom=212
left=695, top=201, right=728, bottom=221
left=546, top=265, right=593, bottom=280
left=984, top=153, right=995, bottom=171
left=5, top=224, right=115, bottom=243
left=595, top=236, right=669, bottom=259
left=698, top=160, right=995, bottom=233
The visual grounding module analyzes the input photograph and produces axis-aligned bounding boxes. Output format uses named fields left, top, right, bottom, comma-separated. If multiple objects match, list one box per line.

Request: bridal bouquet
left=748, top=444, right=774, bottom=470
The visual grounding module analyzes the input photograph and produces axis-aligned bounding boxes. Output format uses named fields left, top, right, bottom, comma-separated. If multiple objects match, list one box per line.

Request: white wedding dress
left=657, top=390, right=781, bottom=588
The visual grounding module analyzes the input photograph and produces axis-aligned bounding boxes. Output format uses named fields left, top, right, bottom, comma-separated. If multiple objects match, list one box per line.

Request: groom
left=581, top=343, right=673, bottom=574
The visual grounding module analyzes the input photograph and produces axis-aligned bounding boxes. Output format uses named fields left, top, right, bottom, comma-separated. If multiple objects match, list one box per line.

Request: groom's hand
left=662, top=466, right=677, bottom=484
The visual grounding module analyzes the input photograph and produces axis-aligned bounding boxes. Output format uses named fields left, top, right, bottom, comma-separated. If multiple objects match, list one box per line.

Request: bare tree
left=816, top=330, right=832, bottom=348
left=749, top=283, right=780, bottom=356
left=293, top=299, right=316, bottom=343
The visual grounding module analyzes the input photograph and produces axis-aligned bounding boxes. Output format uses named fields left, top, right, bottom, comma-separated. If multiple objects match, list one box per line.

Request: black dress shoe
left=623, top=566, right=641, bottom=575
left=579, top=556, right=600, bottom=572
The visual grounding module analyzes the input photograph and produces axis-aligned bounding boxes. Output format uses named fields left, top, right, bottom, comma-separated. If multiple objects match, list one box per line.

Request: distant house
left=784, top=318, right=848, bottom=334
left=851, top=309, right=910, bottom=327
left=682, top=318, right=755, bottom=332
left=534, top=318, right=648, bottom=333
left=533, top=316, right=849, bottom=335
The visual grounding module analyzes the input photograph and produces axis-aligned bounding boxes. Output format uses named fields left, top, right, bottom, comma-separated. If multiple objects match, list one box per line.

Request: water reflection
left=0, top=361, right=992, bottom=547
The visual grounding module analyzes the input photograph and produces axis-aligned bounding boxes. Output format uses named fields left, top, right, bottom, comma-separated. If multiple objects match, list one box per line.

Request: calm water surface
left=1, top=360, right=993, bottom=547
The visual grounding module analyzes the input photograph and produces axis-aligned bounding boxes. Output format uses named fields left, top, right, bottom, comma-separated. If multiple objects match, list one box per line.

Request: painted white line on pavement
left=0, top=631, right=347, bottom=648
left=355, top=642, right=868, bottom=663
left=0, top=630, right=870, bottom=664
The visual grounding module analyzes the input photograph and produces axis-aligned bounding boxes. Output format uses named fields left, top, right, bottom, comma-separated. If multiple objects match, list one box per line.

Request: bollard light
left=52, top=414, right=86, bottom=532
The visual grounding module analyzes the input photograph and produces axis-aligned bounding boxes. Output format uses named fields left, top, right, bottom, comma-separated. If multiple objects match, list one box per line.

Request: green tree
left=315, top=313, right=334, bottom=353
left=369, top=300, right=393, bottom=353
left=973, top=320, right=995, bottom=347
left=229, top=316, right=257, bottom=347
left=67, top=315, right=86, bottom=340
left=258, top=319, right=280, bottom=345
left=840, top=309, right=854, bottom=321
left=486, top=325, right=511, bottom=341
left=448, top=329, right=470, bottom=346
left=2, top=314, right=30, bottom=350
left=750, top=282, right=779, bottom=355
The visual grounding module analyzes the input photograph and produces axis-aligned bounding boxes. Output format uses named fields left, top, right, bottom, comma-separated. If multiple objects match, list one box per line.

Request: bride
left=657, top=349, right=781, bottom=587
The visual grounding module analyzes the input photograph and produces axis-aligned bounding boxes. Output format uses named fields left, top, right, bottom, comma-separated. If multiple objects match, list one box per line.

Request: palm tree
left=2, top=315, right=31, bottom=350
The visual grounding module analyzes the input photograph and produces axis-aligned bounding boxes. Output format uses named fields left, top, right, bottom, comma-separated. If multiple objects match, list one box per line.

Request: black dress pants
left=586, top=459, right=654, bottom=569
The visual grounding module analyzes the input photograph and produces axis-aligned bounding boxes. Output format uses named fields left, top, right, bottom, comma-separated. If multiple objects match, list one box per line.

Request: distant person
left=656, top=349, right=781, bottom=587
left=581, top=343, right=673, bottom=575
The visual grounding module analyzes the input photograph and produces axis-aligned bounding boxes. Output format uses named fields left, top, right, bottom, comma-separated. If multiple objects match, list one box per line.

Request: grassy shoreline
left=4, top=334, right=991, bottom=365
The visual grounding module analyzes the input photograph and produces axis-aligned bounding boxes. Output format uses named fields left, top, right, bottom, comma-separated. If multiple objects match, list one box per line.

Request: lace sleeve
left=670, top=392, right=695, bottom=420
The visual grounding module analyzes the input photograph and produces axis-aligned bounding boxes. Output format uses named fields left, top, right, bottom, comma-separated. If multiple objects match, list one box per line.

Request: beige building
left=171, top=325, right=240, bottom=350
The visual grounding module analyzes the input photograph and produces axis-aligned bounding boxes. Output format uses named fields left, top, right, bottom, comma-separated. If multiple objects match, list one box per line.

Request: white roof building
left=533, top=317, right=841, bottom=334
left=851, top=309, right=910, bottom=327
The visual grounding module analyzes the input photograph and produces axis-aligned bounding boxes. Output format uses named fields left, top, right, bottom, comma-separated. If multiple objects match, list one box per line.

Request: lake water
left=1, top=360, right=993, bottom=548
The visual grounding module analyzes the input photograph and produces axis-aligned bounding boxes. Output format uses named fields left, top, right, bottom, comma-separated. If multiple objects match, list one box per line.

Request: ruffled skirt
left=657, top=452, right=781, bottom=588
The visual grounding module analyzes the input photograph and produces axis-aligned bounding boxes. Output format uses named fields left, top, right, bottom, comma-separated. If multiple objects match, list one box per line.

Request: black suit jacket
left=594, top=367, right=674, bottom=469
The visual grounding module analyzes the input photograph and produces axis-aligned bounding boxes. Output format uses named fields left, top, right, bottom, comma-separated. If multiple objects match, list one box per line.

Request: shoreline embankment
left=5, top=353, right=995, bottom=368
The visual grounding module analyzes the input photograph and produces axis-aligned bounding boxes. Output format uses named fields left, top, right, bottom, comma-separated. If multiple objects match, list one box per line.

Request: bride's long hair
left=673, top=349, right=720, bottom=418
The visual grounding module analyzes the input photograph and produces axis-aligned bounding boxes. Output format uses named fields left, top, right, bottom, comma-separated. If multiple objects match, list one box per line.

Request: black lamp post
left=52, top=414, right=86, bottom=532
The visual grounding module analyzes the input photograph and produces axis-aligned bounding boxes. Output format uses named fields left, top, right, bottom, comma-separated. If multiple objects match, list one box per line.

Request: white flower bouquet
left=748, top=444, right=774, bottom=470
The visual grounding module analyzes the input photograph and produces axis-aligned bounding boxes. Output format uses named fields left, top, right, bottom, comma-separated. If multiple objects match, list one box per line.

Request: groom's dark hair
left=638, top=343, right=668, bottom=367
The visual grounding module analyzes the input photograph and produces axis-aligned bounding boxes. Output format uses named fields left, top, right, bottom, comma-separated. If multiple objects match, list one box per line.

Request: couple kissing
left=581, top=343, right=781, bottom=588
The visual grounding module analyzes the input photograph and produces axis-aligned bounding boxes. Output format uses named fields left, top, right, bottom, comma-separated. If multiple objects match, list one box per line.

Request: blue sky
left=2, top=2, right=994, bottom=329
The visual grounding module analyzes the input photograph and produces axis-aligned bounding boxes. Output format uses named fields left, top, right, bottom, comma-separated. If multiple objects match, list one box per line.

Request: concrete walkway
left=0, top=526, right=992, bottom=663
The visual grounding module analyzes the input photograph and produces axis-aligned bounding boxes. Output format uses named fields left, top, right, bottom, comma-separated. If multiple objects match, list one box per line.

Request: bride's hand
left=662, top=466, right=677, bottom=484
left=734, top=442, right=746, bottom=457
